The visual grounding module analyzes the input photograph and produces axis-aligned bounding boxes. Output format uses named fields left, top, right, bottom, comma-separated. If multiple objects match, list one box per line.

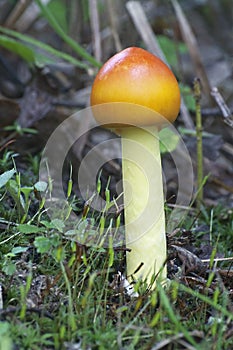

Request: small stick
left=193, top=78, right=203, bottom=208
left=211, top=87, right=233, bottom=128
left=201, top=256, right=233, bottom=263
left=4, top=0, right=32, bottom=27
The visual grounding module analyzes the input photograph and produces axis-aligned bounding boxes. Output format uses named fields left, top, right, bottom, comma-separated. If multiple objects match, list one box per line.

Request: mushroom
left=90, top=47, right=181, bottom=286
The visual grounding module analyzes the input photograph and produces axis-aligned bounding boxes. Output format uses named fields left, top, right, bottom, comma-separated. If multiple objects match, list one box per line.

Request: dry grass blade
left=201, top=256, right=233, bottom=264
left=126, top=1, right=166, bottom=62
left=106, top=0, right=122, bottom=52
left=171, top=0, right=211, bottom=99
left=211, top=87, right=233, bottom=128
left=126, top=0, right=194, bottom=129
left=151, top=331, right=204, bottom=350
left=89, top=0, right=102, bottom=61
left=210, top=177, right=233, bottom=194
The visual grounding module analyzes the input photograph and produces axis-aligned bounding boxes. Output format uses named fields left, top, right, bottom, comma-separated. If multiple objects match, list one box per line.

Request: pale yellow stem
left=121, top=126, right=166, bottom=286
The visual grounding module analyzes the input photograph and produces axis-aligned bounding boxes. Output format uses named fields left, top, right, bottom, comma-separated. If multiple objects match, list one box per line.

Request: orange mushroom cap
left=91, top=47, right=181, bottom=127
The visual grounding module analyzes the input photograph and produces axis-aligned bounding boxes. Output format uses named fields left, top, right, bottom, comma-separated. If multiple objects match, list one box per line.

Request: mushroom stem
left=121, top=126, right=166, bottom=286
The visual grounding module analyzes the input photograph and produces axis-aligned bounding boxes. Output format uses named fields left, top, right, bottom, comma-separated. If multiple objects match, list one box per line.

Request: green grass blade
left=178, top=282, right=233, bottom=320
left=0, top=169, right=15, bottom=189
left=0, top=35, right=35, bottom=64
left=35, top=0, right=102, bottom=68
left=0, top=26, right=91, bottom=70
left=157, top=283, right=197, bottom=347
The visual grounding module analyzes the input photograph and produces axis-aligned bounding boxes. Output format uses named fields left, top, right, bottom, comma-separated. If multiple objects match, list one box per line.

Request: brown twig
left=211, top=87, right=233, bottom=128
left=0, top=138, right=16, bottom=152
left=0, top=306, right=54, bottom=320
left=210, top=177, right=233, bottom=194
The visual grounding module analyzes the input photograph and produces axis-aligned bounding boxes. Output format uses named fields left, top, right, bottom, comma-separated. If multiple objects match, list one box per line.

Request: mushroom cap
left=90, top=47, right=181, bottom=127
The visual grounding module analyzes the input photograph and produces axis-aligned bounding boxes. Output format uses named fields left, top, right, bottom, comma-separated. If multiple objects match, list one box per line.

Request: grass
left=0, top=151, right=233, bottom=350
